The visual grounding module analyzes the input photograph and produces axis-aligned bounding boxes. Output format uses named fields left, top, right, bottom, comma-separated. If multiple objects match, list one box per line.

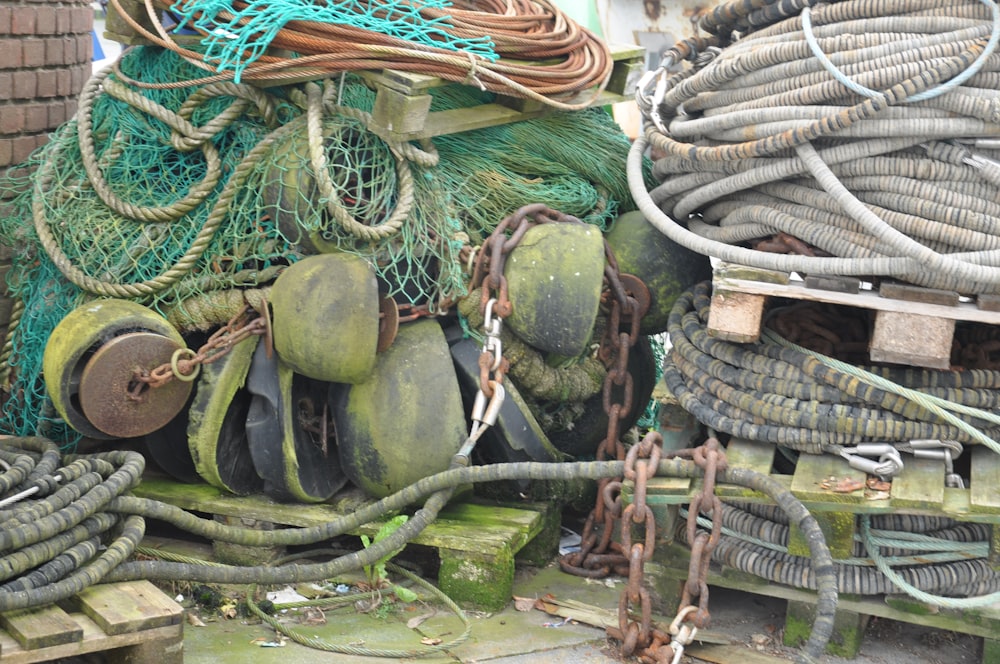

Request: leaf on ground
left=513, top=595, right=536, bottom=611
left=420, top=637, right=442, bottom=646
left=407, top=611, right=437, bottom=629
left=186, top=611, right=206, bottom=627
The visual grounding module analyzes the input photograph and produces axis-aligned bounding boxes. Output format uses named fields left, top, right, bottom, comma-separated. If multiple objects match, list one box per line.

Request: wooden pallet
left=634, top=437, right=1000, bottom=661
left=708, top=262, right=1000, bottom=369
left=357, top=42, right=645, bottom=141
left=0, top=580, right=183, bottom=663
left=132, top=478, right=558, bottom=613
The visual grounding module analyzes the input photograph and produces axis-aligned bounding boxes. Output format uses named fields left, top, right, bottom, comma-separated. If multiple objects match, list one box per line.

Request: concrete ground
left=173, top=562, right=985, bottom=664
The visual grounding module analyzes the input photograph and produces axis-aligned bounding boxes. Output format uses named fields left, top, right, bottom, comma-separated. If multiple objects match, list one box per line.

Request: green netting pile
left=169, top=0, right=498, bottom=82
left=0, top=45, right=647, bottom=445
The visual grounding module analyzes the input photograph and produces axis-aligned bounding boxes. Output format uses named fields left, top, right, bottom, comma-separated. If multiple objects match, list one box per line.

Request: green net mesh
left=169, top=0, right=498, bottom=82
left=0, top=45, right=646, bottom=445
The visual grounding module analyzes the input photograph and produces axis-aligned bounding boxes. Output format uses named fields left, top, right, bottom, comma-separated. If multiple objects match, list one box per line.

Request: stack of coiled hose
left=665, top=281, right=1000, bottom=455
left=628, top=0, right=1000, bottom=294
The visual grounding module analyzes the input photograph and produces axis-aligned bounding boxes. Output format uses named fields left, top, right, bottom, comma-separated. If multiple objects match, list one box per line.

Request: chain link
left=130, top=302, right=270, bottom=399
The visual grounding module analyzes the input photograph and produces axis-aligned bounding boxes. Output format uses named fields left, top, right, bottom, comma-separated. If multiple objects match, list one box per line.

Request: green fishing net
left=0, top=45, right=647, bottom=445
left=169, top=0, right=498, bottom=82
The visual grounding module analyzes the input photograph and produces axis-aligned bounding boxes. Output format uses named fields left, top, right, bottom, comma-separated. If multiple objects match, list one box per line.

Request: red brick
left=34, top=6, right=56, bottom=34
left=22, top=39, right=45, bottom=67
left=75, top=33, right=91, bottom=62
left=25, top=102, right=51, bottom=132
left=0, top=38, right=21, bottom=69
left=47, top=99, right=65, bottom=126
left=0, top=7, right=12, bottom=34
left=11, top=135, right=40, bottom=166
left=0, top=105, right=24, bottom=135
left=55, top=68, right=70, bottom=95
left=12, top=70, right=36, bottom=98
left=70, top=7, right=91, bottom=33
left=10, top=7, right=36, bottom=35
left=70, top=63, right=86, bottom=92
left=0, top=73, right=11, bottom=101
left=0, top=140, right=13, bottom=168
left=44, top=37, right=63, bottom=65
left=35, top=69, right=55, bottom=97
left=55, top=7, right=71, bottom=33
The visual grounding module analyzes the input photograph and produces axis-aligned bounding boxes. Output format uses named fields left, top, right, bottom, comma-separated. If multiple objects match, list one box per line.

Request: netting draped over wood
left=0, top=45, right=645, bottom=444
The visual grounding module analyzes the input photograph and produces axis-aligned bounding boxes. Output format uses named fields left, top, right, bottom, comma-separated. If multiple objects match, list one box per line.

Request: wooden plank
left=970, top=445, right=1000, bottom=514
left=879, top=282, right=959, bottom=306
left=712, top=276, right=1000, bottom=325
left=0, top=604, right=82, bottom=650
left=706, top=290, right=767, bottom=342
left=789, top=453, right=866, bottom=506
left=717, top=438, right=774, bottom=499
left=132, top=477, right=541, bottom=555
left=71, top=581, right=182, bottom=636
left=0, top=614, right=181, bottom=664
left=890, top=456, right=945, bottom=510
left=869, top=311, right=954, bottom=369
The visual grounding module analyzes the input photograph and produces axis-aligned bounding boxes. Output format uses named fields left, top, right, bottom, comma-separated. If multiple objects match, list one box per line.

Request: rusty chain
left=130, top=301, right=271, bottom=399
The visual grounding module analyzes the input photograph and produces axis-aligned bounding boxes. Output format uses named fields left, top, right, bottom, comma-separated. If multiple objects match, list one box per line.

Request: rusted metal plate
left=79, top=332, right=193, bottom=439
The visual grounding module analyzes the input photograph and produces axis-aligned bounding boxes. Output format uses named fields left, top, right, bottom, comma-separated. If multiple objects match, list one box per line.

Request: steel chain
left=639, top=438, right=728, bottom=663
left=131, top=302, right=271, bottom=397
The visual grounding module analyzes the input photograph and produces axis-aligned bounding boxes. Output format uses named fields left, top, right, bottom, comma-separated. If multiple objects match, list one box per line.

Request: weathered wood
left=789, top=453, right=866, bottom=506
left=712, top=275, right=1000, bottom=325
left=716, top=438, right=774, bottom=500
left=788, top=510, right=856, bottom=560
left=0, top=604, right=82, bottom=650
left=133, top=477, right=545, bottom=610
left=870, top=310, right=954, bottom=369
left=785, top=598, right=868, bottom=658
left=360, top=43, right=645, bottom=141
left=706, top=290, right=767, bottom=342
left=970, top=445, right=1000, bottom=515
left=879, top=282, right=960, bottom=306
left=804, top=274, right=860, bottom=293
left=71, top=580, right=183, bottom=636
left=890, top=456, right=945, bottom=510
left=0, top=581, right=183, bottom=664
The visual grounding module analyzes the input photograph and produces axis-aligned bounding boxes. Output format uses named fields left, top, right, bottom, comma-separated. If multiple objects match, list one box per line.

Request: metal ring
left=171, top=347, right=201, bottom=382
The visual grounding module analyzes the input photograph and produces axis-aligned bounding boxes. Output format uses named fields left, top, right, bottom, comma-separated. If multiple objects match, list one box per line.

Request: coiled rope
left=108, top=0, right=612, bottom=110
left=628, top=0, right=1000, bottom=295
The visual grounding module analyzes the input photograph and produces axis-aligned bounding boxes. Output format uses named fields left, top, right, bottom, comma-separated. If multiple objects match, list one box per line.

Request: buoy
left=270, top=254, right=380, bottom=383
left=605, top=210, right=713, bottom=334
left=42, top=299, right=191, bottom=439
left=186, top=335, right=264, bottom=496
left=449, top=334, right=564, bottom=465
left=503, top=222, right=605, bottom=357
left=331, top=319, right=467, bottom=498
left=246, top=342, right=348, bottom=503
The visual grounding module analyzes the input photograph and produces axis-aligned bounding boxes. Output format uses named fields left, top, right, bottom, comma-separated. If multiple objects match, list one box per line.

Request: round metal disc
left=377, top=294, right=399, bottom=352
left=79, top=332, right=194, bottom=439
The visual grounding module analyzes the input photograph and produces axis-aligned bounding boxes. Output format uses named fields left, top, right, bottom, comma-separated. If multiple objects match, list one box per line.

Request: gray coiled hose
left=629, top=0, right=1000, bottom=294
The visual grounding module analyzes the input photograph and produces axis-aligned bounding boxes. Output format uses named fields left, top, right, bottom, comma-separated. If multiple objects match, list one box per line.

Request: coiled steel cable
left=629, top=0, right=1000, bottom=294
left=0, top=435, right=840, bottom=663
left=664, top=282, right=1000, bottom=452
left=106, top=0, right=612, bottom=110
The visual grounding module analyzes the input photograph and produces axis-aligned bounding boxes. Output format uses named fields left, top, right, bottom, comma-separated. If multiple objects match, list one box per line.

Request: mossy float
left=332, top=319, right=466, bottom=498
left=42, top=299, right=191, bottom=439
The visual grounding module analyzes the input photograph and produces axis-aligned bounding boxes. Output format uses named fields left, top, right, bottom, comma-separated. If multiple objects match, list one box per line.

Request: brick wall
left=0, top=0, right=92, bottom=168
